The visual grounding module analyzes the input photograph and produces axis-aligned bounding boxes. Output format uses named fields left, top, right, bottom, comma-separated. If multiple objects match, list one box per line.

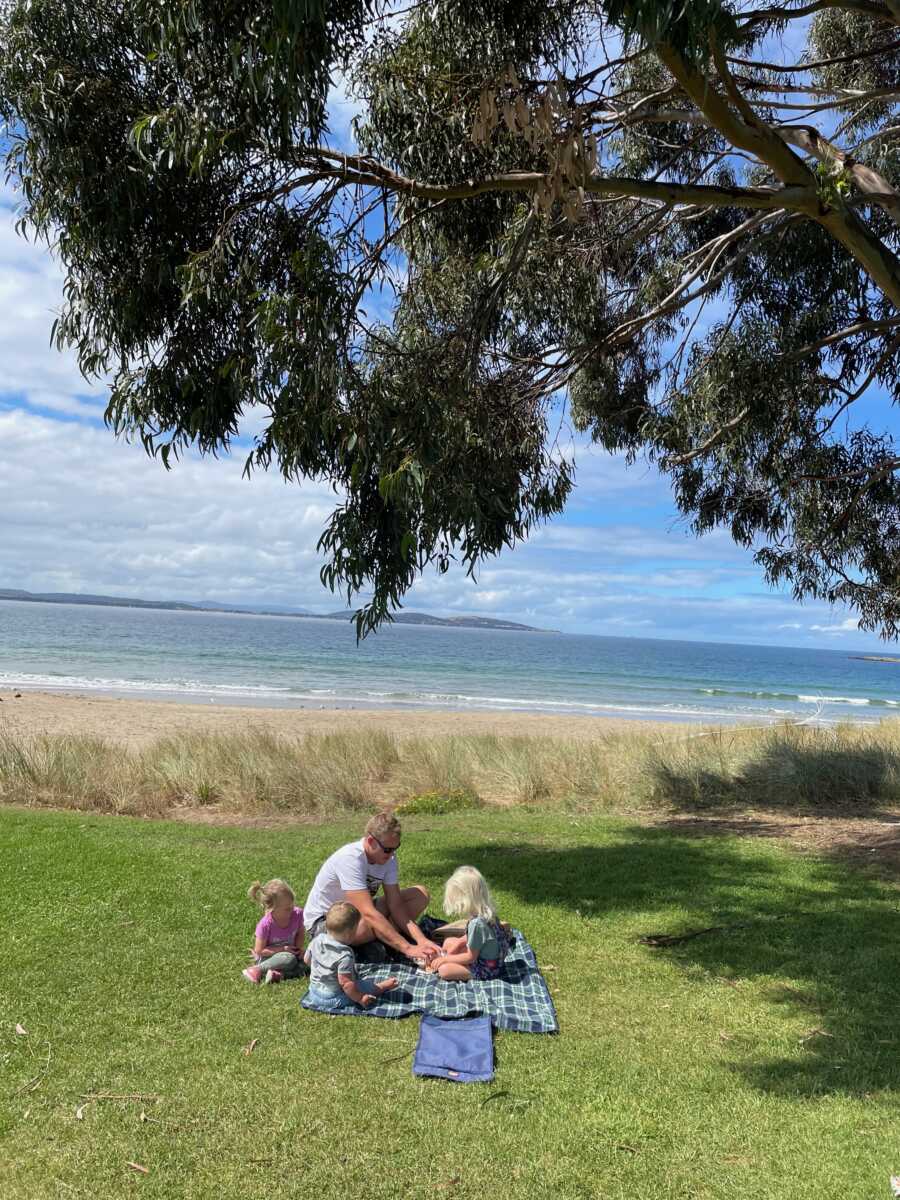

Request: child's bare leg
left=376, top=976, right=399, bottom=993
left=441, top=936, right=467, bottom=955
left=436, top=961, right=472, bottom=982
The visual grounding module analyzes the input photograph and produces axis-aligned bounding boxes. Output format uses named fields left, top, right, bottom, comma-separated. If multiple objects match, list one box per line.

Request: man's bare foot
left=377, top=976, right=399, bottom=993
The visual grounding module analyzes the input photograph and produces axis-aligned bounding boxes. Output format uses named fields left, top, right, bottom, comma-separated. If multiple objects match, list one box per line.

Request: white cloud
left=528, top=521, right=742, bottom=564
left=0, top=219, right=106, bottom=406
left=0, top=408, right=888, bottom=648
left=599, top=616, right=654, bottom=628
left=810, top=617, right=860, bottom=635
left=0, top=409, right=339, bottom=608
left=0, top=200, right=891, bottom=650
left=327, top=74, right=364, bottom=151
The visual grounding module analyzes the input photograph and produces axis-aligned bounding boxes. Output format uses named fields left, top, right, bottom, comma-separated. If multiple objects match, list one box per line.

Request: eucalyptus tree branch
left=733, top=80, right=900, bottom=99
left=740, top=1, right=893, bottom=24
left=835, top=334, right=900, bottom=403
left=782, top=317, right=900, bottom=360
left=740, top=89, right=900, bottom=109
left=665, top=409, right=751, bottom=465
left=292, top=147, right=816, bottom=212
left=852, top=124, right=900, bottom=153
left=614, top=105, right=900, bottom=227
left=586, top=216, right=793, bottom=357
left=641, top=39, right=900, bottom=305
left=680, top=210, right=781, bottom=268
left=778, top=125, right=900, bottom=222
left=726, top=36, right=900, bottom=73
left=816, top=335, right=900, bottom=435
left=706, top=31, right=816, bottom=185
left=652, top=43, right=810, bottom=187
left=794, top=456, right=900, bottom=486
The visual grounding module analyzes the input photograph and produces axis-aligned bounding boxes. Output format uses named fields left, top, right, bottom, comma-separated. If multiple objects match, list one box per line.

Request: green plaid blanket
left=300, top=922, right=558, bottom=1034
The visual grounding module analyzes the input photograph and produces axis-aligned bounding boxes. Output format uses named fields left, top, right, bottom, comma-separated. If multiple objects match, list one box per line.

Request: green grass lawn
left=1, top=806, right=898, bottom=1199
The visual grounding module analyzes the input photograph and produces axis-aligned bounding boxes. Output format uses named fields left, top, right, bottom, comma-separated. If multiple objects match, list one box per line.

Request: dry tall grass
left=2, top=720, right=900, bottom=819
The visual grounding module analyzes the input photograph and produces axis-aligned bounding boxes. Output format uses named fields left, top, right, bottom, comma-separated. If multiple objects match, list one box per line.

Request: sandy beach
left=0, top=688, right=675, bottom=748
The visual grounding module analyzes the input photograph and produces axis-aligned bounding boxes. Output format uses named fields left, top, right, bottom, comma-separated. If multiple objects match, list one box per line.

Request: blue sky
left=1, top=74, right=897, bottom=652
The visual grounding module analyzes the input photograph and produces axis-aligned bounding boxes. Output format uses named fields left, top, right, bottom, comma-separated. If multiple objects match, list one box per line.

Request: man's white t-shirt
left=303, top=839, right=399, bottom=928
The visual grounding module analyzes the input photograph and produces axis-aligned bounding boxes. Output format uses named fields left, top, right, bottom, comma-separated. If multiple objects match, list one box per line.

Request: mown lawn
left=1, top=806, right=898, bottom=1199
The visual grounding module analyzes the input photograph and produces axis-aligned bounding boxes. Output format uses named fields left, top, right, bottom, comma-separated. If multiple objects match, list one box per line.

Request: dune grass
left=1, top=805, right=899, bottom=1199
left=2, top=720, right=900, bottom=818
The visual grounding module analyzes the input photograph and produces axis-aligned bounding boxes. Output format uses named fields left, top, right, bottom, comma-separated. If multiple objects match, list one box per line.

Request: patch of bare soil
left=653, top=811, right=900, bottom=877
left=166, top=806, right=322, bottom=829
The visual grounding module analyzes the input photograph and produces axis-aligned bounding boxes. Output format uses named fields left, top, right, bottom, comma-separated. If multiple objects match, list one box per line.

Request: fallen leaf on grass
left=242, top=1038, right=259, bottom=1056
left=771, top=985, right=818, bottom=1007
left=76, top=1093, right=160, bottom=1119
left=799, top=1028, right=835, bottom=1044
left=15, top=1024, right=28, bottom=1037
left=543, top=964, right=558, bottom=971
left=139, top=1110, right=205, bottom=1132
left=379, top=1050, right=413, bottom=1066
left=435, top=1176, right=461, bottom=1190
left=615, top=1144, right=639, bottom=1155
left=126, top=1162, right=149, bottom=1176
left=16, top=1040, right=52, bottom=1095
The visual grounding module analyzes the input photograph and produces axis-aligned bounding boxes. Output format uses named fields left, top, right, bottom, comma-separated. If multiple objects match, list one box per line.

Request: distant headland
left=850, top=655, right=900, bottom=664
left=0, top=588, right=554, bottom=634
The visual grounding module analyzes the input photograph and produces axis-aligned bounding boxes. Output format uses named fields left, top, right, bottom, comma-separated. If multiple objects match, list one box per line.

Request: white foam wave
left=0, top=671, right=294, bottom=700
left=0, top=673, right=885, bottom=726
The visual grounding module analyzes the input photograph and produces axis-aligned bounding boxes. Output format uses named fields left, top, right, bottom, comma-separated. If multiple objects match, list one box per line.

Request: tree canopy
left=1, top=0, right=899, bottom=634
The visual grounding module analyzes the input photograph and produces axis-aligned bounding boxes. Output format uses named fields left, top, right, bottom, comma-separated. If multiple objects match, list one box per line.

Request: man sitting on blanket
left=303, top=813, right=441, bottom=965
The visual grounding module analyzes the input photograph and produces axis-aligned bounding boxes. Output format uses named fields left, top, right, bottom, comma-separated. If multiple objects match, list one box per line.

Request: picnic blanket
left=300, top=920, right=558, bottom=1034
left=413, top=1014, right=495, bottom=1083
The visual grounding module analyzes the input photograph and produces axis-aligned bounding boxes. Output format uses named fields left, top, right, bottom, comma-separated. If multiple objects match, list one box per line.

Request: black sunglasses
left=371, top=834, right=401, bottom=855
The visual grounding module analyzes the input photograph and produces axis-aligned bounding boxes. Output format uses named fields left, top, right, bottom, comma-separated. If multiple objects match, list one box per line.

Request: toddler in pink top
left=242, top=878, right=305, bottom=985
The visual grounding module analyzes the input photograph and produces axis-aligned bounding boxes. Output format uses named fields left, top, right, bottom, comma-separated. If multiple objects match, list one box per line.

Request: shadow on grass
left=430, top=830, right=900, bottom=1099
left=645, top=734, right=900, bottom=818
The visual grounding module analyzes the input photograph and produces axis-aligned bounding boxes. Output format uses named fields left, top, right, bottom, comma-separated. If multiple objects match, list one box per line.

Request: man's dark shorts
left=308, top=914, right=328, bottom=941
left=307, top=913, right=389, bottom=964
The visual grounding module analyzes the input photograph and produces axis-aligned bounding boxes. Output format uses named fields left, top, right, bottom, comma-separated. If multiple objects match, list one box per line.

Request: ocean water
left=0, top=598, right=899, bottom=725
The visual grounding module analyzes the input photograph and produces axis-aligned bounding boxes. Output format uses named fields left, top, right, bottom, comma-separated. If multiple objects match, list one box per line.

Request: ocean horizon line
left=0, top=592, right=892, bottom=658
left=1, top=596, right=898, bottom=729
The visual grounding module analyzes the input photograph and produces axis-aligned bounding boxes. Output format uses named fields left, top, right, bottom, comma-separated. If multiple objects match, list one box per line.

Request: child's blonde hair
left=443, top=866, right=497, bottom=922
left=247, top=878, right=294, bottom=911
left=325, top=901, right=361, bottom=941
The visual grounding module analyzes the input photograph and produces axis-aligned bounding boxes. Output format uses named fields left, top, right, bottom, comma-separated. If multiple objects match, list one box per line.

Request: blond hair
left=247, top=878, right=294, bottom=912
left=325, top=901, right=361, bottom=941
left=443, top=866, right=497, bottom=923
left=365, top=811, right=401, bottom=842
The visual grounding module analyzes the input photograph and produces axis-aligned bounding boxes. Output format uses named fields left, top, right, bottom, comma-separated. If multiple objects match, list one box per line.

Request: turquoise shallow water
left=1, top=599, right=899, bottom=725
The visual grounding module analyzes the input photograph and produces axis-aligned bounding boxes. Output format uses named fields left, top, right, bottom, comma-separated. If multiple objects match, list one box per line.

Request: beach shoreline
left=0, top=687, right=690, bottom=748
